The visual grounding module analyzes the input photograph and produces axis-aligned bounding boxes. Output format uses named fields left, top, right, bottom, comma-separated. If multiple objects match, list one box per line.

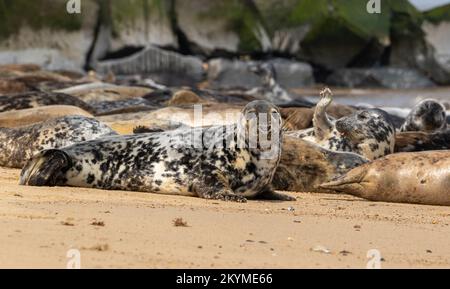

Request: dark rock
left=326, top=68, right=435, bottom=89
left=390, top=3, right=450, bottom=85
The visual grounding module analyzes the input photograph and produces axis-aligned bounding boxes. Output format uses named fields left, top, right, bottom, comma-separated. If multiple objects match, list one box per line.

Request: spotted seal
left=20, top=100, right=294, bottom=202
left=286, top=88, right=396, bottom=160
left=247, top=63, right=313, bottom=107
left=320, top=151, right=450, bottom=206
left=247, top=62, right=293, bottom=103
left=395, top=129, right=450, bottom=152
left=0, top=116, right=117, bottom=168
left=272, top=136, right=368, bottom=192
left=400, top=99, right=447, bottom=132
left=0, top=91, right=94, bottom=113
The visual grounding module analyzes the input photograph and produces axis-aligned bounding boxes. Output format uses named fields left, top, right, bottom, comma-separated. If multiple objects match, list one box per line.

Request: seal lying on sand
left=0, top=116, right=117, bottom=168
left=0, top=91, right=94, bottom=113
left=400, top=99, right=447, bottom=132
left=320, top=151, right=450, bottom=206
left=20, top=100, right=294, bottom=202
left=286, top=88, right=396, bottom=160
left=395, top=129, right=450, bottom=152
left=272, top=136, right=368, bottom=192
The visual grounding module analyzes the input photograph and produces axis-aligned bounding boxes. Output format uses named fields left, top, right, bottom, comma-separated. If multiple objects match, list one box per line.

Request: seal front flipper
left=190, top=175, right=247, bottom=203
left=258, top=186, right=296, bottom=201
left=133, top=125, right=164, bottom=134
left=19, top=149, right=72, bottom=186
left=313, top=88, right=334, bottom=141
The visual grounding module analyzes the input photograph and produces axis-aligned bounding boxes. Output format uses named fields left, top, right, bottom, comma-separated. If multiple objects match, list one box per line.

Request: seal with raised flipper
left=19, top=100, right=294, bottom=202
left=0, top=116, right=117, bottom=168
left=286, top=88, right=396, bottom=160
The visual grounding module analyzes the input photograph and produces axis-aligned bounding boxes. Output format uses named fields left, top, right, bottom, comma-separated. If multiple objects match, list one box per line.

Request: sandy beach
left=0, top=167, right=449, bottom=269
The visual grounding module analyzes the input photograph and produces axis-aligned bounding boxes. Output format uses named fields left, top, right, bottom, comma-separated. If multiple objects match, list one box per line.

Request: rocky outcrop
left=0, top=0, right=98, bottom=72
left=0, top=0, right=448, bottom=88
left=389, top=2, right=450, bottom=85
left=207, top=58, right=314, bottom=90
left=174, top=0, right=271, bottom=55
left=420, top=4, right=450, bottom=84
left=326, top=68, right=435, bottom=89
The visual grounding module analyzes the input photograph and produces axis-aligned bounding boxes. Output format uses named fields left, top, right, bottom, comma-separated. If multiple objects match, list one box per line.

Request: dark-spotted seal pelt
left=0, top=91, right=94, bottom=113
left=20, top=100, right=294, bottom=203
left=400, top=99, right=447, bottom=132
left=0, top=116, right=117, bottom=168
left=272, top=136, right=368, bottom=192
left=395, top=129, right=450, bottom=152
left=320, top=151, right=450, bottom=206
left=286, top=88, right=396, bottom=160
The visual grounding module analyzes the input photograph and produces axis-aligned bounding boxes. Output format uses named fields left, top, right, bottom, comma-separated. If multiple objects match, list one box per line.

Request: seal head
left=400, top=99, right=447, bottom=132
left=335, top=108, right=396, bottom=159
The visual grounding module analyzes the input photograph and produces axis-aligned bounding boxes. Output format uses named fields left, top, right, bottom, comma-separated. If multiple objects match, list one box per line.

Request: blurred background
left=0, top=0, right=450, bottom=105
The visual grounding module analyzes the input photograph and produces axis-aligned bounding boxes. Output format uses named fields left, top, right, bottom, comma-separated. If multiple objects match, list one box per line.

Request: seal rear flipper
left=318, top=169, right=366, bottom=196
left=190, top=175, right=247, bottom=203
left=19, top=149, right=72, bottom=186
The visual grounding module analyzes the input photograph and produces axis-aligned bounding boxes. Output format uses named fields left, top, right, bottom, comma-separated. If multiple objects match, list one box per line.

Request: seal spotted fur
left=272, top=136, right=368, bottom=192
left=286, top=88, right=395, bottom=160
left=395, top=129, right=450, bottom=152
left=0, top=91, right=94, bottom=113
left=0, top=116, right=117, bottom=168
left=20, top=100, right=294, bottom=202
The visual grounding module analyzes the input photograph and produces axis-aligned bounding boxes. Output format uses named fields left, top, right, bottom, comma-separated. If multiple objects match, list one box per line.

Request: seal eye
left=358, top=113, right=368, bottom=120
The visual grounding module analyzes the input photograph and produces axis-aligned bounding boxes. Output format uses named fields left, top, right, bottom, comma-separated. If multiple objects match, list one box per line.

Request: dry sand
left=0, top=167, right=449, bottom=269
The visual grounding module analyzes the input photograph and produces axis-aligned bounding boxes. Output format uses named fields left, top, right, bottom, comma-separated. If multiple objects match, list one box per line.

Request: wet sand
left=0, top=167, right=449, bottom=269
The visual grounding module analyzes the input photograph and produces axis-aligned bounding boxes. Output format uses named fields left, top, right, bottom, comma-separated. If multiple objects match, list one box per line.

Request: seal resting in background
left=247, top=62, right=293, bottom=104
left=320, top=151, right=450, bottom=206
left=286, top=88, right=396, bottom=160
left=0, top=105, right=93, bottom=128
left=247, top=62, right=313, bottom=107
left=20, top=100, right=294, bottom=203
left=400, top=99, right=447, bottom=132
left=0, top=116, right=117, bottom=168
left=395, top=129, right=450, bottom=152
left=0, top=91, right=94, bottom=113
left=272, top=136, right=368, bottom=192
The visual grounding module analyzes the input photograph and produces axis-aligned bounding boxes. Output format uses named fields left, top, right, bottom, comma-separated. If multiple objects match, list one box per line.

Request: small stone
left=173, top=218, right=188, bottom=227
left=311, top=245, right=331, bottom=254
